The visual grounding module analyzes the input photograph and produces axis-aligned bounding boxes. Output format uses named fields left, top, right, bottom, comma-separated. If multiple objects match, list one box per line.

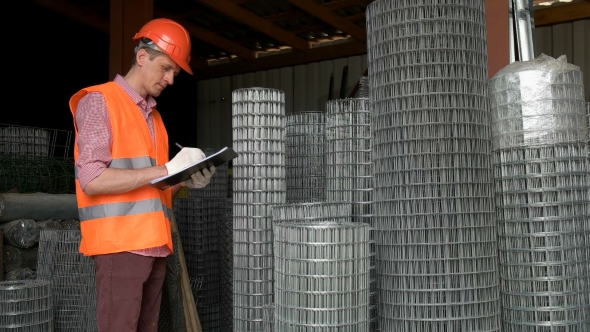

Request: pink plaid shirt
left=75, top=75, right=171, bottom=257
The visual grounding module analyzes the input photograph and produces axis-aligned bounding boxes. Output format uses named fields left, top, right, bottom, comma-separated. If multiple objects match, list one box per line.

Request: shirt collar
left=113, top=74, right=157, bottom=111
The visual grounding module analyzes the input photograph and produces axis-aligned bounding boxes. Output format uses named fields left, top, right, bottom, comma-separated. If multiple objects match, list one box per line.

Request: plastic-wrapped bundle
left=36, top=218, right=63, bottom=231
left=36, top=230, right=97, bottom=331
left=3, top=245, right=38, bottom=273
left=1, top=219, right=39, bottom=249
left=285, top=112, right=325, bottom=203
left=489, top=54, right=590, bottom=331
left=60, top=219, right=80, bottom=230
left=4, top=268, right=35, bottom=281
left=0, top=279, right=53, bottom=331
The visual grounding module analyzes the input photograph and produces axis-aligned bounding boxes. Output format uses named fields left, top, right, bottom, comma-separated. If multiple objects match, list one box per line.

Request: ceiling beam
left=197, top=0, right=310, bottom=52
left=534, top=1, right=590, bottom=27
left=28, top=0, right=109, bottom=33
left=154, top=9, right=257, bottom=60
left=265, top=0, right=371, bottom=23
left=285, top=0, right=366, bottom=42
left=195, top=41, right=367, bottom=79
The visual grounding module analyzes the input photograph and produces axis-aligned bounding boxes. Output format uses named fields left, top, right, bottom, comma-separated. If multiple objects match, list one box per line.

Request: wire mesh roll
left=232, top=87, right=286, bottom=331
left=0, top=279, right=53, bottom=331
left=489, top=55, right=590, bottom=331
left=35, top=229, right=97, bottom=331
left=274, top=221, right=370, bottom=331
left=189, top=148, right=229, bottom=199
left=285, top=111, right=325, bottom=203
left=174, top=197, right=225, bottom=331
left=220, top=198, right=234, bottom=332
left=366, top=0, right=501, bottom=331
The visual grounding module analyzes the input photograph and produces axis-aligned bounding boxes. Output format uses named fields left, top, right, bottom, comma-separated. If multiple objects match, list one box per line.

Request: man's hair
left=130, top=39, right=166, bottom=68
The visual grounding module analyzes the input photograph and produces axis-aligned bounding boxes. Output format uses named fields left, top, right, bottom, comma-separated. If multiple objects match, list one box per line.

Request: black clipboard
left=151, top=147, right=238, bottom=190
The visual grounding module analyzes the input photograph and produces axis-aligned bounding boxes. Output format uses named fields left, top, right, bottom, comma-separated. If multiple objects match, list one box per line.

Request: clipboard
left=151, top=147, right=238, bottom=190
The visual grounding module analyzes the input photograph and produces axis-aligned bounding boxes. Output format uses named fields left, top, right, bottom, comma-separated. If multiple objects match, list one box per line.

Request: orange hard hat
left=133, top=18, right=193, bottom=75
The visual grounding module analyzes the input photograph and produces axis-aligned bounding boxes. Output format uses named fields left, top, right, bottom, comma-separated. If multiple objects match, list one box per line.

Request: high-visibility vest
left=69, top=82, right=173, bottom=256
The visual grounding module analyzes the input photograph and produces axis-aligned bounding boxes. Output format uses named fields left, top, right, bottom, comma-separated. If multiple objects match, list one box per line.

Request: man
left=69, top=18, right=214, bottom=332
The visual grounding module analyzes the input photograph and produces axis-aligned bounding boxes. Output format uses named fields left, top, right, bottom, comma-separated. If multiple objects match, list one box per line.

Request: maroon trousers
left=93, top=252, right=167, bottom=332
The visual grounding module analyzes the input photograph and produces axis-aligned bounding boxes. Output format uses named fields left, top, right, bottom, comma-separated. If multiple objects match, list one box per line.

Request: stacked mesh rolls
left=174, top=198, right=225, bottom=331
left=366, top=0, right=501, bottom=330
left=489, top=55, right=590, bottom=331
left=285, top=111, right=326, bottom=203
left=35, top=230, right=97, bottom=331
left=0, top=280, right=53, bottom=331
left=232, top=88, right=286, bottom=331
left=273, top=220, right=370, bottom=331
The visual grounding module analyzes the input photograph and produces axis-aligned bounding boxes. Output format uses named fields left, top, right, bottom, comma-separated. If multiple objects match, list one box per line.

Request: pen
left=175, top=143, right=183, bottom=149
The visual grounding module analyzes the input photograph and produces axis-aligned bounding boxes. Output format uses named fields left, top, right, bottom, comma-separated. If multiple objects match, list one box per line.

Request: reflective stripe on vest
left=78, top=198, right=165, bottom=221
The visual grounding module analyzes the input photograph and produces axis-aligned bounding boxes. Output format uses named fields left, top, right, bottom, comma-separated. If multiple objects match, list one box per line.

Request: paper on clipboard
left=151, top=147, right=238, bottom=190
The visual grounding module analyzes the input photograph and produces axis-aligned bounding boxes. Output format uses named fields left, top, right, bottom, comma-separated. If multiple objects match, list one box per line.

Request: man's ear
left=136, top=49, right=148, bottom=66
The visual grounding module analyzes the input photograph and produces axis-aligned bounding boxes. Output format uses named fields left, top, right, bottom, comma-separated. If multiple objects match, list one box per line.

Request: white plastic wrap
left=489, top=54, right=587, bottom=149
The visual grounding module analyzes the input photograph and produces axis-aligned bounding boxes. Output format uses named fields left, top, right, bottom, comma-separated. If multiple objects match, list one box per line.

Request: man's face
left=140, top=50, right=180, bottom=97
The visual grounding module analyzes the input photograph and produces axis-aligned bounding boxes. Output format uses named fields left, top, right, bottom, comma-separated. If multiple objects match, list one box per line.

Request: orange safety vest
left=69, top=82, right=173, bottom=256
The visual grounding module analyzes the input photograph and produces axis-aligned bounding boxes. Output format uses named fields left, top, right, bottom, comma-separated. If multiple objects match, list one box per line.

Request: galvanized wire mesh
left=489, top=56, right=590, bottom=332
left=274, top=221, right=371, bottom=331
left=174, top=197, right=226, bottom=331
left=220, top=199, right=234, bottom=332
left=358, top=76, right=370, bottom=99
left=285, top=111, right=326, bottom=203
left=36, top=229, right=97, bottom=331
left=0, top=279, right=53, bottom=331
left=262, top=304, right=274, bottom=332
left=232, top=87, right=286, bottom=331
left=324, top=99, right=376, bottom=329
left=0, top=123, right=72, bottom=160
left=189, top=148, right=229, bottom=199
left=366, top=0, right=501, bottom=331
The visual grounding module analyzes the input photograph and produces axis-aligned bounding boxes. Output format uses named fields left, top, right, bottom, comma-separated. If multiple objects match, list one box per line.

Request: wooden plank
left=485, top=0, right=510, bottom=78
left=155, top=9, right=257, bottom=60
left=197, top=81, right=211, bottom=148
left=534, top=2, right=590, bottom=27
left=306, top=62, right=321, bottom=112
left=220, top=76, right=233, bottom=148
left=293, top=65, right=307, bottom=113
left=286, top=0, right=367, bottom=42
left=198, top=0, right=310, bottom=52
left=280, top=67, right=295, bottom=115
left=195, top=41, right=367, bottom=79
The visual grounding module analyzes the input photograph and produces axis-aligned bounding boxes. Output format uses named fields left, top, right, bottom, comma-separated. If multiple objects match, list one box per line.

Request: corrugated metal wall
left=196, top=19, right=589, bottom=149
left=534, top=19, right=589, bottom=101
left=196, top=55, right=367, bottom=148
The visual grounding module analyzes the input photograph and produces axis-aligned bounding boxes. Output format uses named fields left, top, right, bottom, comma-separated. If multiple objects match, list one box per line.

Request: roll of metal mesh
left=35, top=230, right=97, bottom=331
left=366, top=0, right=501, bottom=330
left=489, top=55, right=590, bottom=331
left=285, top=111, right=326, bottom=203
left=220, top=199, right=234, bottom=332
left=232, top=88, right=286, bottom=331
left=273, top=220, right=370, bottom=331
left=0, top=279, right=53, bottom=331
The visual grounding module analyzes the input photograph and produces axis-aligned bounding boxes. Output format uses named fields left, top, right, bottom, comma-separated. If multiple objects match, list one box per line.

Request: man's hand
left=184, top=166, right=216, bottom=189
left=165, top=148, right=206, bottom=174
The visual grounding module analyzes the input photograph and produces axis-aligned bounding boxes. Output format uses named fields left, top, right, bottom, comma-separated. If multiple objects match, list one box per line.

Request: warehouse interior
left=1, top=0, right=589, bottom=331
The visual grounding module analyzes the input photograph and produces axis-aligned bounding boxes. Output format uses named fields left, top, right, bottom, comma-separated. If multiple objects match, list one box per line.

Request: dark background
left=5, top=2, right=199, bottom=159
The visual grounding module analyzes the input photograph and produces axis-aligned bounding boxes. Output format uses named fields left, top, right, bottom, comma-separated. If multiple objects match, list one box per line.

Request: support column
left=109, top=0, right=153, bottom=79
left=486, top=0, right=510, bottom=78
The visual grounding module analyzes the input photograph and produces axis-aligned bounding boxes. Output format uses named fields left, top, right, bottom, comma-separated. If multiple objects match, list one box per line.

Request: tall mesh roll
left=285, top=112, right=325, bottom=203
left=220, top=198, right=234, bottom=332
left=36, top=230, right=97, bottom=331
left=273, top=220, right=370, bottom=331
left=489, top=55, right=590, bottom=331
left=232, top=88, right=286, bottom=331
left=174, top=198, right=225, bottom=331
left=366, top=0, right=501, bottom=330
left=0, top=280, right=53, bottom=331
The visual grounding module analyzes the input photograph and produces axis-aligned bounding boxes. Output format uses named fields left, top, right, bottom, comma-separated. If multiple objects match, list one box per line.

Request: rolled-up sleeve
left=74, top=92, right=112, bottom=190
